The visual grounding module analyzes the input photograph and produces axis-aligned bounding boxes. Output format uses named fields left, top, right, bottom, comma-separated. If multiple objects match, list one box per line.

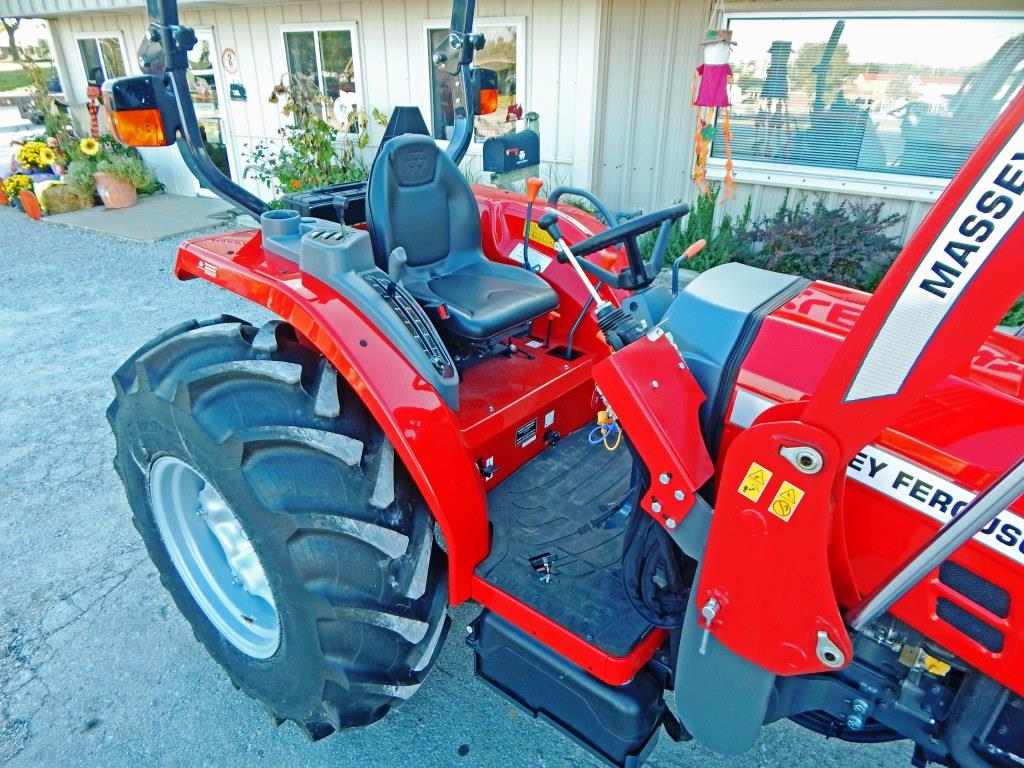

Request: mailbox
left=483, top=129, right=539, bottom=174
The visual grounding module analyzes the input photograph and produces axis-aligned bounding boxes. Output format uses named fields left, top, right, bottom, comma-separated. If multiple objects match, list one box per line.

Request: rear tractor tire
left=106, top=316, right=449, bottom=738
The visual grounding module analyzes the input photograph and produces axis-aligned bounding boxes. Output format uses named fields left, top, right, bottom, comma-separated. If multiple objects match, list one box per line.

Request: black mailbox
left=482, top=129, right=539, bottom=173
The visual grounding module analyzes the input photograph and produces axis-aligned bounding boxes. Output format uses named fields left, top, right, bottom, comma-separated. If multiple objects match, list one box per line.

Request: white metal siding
left=47, top=0, right=602, bottom=200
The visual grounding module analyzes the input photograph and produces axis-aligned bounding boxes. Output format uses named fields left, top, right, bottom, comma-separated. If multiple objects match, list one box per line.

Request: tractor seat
left=366, top=134, right=558, bottom=341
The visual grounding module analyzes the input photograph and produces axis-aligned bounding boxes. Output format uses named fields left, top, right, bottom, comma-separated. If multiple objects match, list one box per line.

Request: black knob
left=538, top=212, right=564, bottom=243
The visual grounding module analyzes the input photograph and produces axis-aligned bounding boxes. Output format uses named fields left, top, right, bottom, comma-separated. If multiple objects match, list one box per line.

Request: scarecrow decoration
left=692, top=25, right=736, bottom=200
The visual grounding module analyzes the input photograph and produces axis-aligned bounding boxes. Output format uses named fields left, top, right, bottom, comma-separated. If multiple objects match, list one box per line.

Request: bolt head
left=674, top=490, right=685, bottom=501
left=651, top=380, right=660, bottom=389
left=659, top=472, right=671, bottom=485
left=651, top=501, right=662, bottom=513
left=666, top=518, right=677, bottom=529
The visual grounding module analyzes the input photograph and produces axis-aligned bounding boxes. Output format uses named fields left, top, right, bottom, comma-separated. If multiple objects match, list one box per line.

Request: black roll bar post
left=145, top=0, right=270, bottom=218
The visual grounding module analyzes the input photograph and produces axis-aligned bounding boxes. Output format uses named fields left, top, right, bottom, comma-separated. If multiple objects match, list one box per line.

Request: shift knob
left=525, top=177, right=543, bottom=204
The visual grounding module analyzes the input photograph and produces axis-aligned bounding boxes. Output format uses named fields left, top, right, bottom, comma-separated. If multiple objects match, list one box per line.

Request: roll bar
left=143, top=0, right=483, bottom=215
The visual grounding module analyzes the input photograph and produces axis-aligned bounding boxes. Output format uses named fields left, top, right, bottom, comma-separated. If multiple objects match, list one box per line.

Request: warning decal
left=769, top=481, right=805, bottom=522
left=528, top=221, right=555, bottom=248
left=739, top=462, right=773, bottom=502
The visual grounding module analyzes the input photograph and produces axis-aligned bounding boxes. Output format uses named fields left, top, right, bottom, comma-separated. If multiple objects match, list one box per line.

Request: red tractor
left=104, top=1, right=1024, bottom=765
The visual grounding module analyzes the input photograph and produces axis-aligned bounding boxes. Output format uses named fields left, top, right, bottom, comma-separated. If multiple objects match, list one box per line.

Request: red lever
left=526, top=177, right=544, bottom=204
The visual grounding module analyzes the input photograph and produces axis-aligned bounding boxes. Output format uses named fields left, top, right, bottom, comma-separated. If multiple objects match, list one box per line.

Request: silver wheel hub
left=148, top=456, right=280, bottom=659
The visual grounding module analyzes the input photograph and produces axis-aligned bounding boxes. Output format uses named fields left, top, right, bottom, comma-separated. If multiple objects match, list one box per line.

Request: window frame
left=278, top=21, right=366, bottom=124
left=706, top=9, right=1024, bottom=202
left=72, top=31, right=129, bottom=92
left=422, top=16, right=527, bottom=151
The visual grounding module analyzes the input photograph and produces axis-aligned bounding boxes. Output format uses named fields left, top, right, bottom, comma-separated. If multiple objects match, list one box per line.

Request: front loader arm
left=679, top=88, right=1024, bottom=748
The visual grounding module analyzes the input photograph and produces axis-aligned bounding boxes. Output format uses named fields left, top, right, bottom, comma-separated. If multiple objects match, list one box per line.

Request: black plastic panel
left=470, top=610, right=665, bottom=768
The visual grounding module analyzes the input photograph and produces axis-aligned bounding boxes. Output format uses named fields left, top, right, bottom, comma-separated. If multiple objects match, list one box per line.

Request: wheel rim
left=148, top=456, right=280, bottom=659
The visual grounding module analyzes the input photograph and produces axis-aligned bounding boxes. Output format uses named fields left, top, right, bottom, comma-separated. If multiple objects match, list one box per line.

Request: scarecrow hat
left=698, top=28, right=736, bottom=46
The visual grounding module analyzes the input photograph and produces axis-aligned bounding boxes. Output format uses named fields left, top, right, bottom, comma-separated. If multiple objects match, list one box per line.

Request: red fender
left=174, top=228, right=489, bottom=603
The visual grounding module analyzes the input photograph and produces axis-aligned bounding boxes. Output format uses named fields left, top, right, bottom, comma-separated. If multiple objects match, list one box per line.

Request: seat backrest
left=366, top=134, right=483, bottom=271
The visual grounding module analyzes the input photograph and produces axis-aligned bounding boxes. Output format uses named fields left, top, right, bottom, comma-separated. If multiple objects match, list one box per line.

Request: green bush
left=96, top=153, right=161, bottom=194
left=638, top=185, right=753, bottom=273
left=66, top=159, right=96, bottom=197
left=736, top=194, right=902, bottom=291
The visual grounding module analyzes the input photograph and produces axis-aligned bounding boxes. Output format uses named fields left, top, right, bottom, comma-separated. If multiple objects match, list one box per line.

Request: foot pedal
left=468, top=610, right=667, bottom=768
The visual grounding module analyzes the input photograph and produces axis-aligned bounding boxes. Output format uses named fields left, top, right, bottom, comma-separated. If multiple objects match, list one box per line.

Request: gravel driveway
left=0, top=207, right=913, bottom=768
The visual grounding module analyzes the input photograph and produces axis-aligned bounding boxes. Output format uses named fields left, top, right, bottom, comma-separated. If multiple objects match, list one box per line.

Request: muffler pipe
left=847, top=456, right=1024, bottom=633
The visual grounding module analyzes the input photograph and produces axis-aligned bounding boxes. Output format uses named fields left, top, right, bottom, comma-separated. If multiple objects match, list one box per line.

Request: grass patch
left=0, top=66, right=53, bottom=93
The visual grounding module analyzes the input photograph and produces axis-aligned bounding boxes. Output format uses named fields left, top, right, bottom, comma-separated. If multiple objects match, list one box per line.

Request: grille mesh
left=936, top=598, right=1004, bottom=653
left=939, top=561, right=1010, bottom=618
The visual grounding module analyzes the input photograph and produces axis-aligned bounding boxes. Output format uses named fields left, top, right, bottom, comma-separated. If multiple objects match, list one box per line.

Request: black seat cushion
left=403, top=260, right=558, bottom=341
left=366, top=134, right=557, bottom=340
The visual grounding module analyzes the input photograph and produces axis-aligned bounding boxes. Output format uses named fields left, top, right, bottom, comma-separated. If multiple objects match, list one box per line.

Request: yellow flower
left=39, top=147, right=56, bottom=165
left=80, top=137, right=100, bottom=156
left=3, top=174, right=32, bottom=201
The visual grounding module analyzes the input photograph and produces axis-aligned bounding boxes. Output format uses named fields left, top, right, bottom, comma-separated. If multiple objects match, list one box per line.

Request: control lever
left=331, top=193, right=349, bottom=224
left=538, top=213, right=646, bottom=350
left=521, top=177, right=544, bottom=271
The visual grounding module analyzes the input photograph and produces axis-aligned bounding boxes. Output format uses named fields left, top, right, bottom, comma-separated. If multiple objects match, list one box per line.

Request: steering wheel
left=539, top=202, right=690, bottom=291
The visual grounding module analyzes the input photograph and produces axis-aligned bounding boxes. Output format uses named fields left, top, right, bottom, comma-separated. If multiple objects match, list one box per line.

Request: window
left=282, top=25, right=362, bottom=132
left=76, top=35, right=126, bottom=87
left=711, top=13, right=1024, bottom=183
left=427, top=19, right=523, bottom=142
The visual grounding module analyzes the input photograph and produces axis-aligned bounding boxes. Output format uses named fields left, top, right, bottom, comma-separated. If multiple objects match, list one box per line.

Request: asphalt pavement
left=0, top=208, right=914, bottom=767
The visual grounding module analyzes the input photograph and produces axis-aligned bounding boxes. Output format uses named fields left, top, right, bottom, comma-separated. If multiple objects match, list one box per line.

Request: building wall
left=593, top=0, right=1024, bottom=244
left=48, top=0, right=602, bottom=199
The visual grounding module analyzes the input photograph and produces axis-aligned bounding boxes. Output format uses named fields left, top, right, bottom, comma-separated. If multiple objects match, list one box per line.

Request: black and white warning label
left=847, top=445, right=1024, bottom=567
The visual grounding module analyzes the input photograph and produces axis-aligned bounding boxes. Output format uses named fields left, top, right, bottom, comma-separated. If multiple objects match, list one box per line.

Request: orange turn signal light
left=478, top=88, right=499, bottom=116
left=107, top=105, right=168, bottom=148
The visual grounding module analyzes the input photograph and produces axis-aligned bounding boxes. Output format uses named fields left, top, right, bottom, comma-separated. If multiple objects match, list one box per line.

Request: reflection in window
left=428, top=23, right=520, bottom=141
left=284, top=28, right=359, bottom=132
left=712, top=15, right=1024, bottom=179
left=77, top=37, right=126, bottom=86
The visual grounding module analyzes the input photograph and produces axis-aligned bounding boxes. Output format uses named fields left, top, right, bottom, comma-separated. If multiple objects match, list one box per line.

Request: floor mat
left=477, top=427, right=654, bottom=657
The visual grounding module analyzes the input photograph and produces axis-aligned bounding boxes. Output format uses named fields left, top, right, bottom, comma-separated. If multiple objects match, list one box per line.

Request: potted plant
left=2, top=174, right=32, bottom=208
left=66, top=137, right=161, bottom=209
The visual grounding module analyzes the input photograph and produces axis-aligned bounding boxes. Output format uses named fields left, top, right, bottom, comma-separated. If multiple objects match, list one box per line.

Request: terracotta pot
left=92, top=172, right=138, bottom=209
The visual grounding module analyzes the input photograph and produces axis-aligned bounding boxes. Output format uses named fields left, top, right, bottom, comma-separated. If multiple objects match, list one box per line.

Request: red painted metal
left=175, top=229, right=490, bottom=604
left=698, top=89, right=1024, bottom=677
left=472, top=576, right=667, bottom=685
left=591, top=333, right=714, bottom=529
left=171, top=191, right=671, bottom=684
left=724, top=282, right=1024, bottom=695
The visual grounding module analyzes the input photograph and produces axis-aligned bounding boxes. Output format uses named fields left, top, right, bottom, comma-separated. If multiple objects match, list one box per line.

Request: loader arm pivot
left=695, top=89, right=1024, bottom=679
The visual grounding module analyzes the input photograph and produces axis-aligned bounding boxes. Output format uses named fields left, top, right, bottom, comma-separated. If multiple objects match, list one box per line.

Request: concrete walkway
left=44, top=193, right=243, bottom=242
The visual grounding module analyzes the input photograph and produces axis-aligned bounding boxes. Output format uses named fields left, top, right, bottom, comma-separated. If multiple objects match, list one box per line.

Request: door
left=187, top=28, right=234, bottom=195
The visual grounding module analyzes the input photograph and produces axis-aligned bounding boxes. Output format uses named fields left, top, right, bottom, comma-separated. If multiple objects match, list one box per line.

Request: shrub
left=737, top=195, right=903, bottom=291
left=638, top=184, right=753, bottom=273
left=246, top=74, right=387, bottom=198
left=66, top=159, right=97, bottom=197
left=95, top=153, right=161, bottom=194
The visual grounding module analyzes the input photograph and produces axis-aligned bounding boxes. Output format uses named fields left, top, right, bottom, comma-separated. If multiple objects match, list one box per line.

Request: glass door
left=187, top=29, right=233, bottom=192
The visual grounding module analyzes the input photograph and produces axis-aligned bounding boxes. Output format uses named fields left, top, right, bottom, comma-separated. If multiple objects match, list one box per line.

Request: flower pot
left=92, top=172, right=138, bottom=209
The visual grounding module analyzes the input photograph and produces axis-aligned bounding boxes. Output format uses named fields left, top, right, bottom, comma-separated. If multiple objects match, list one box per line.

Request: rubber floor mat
left=477, top=427, right=654, bottom=656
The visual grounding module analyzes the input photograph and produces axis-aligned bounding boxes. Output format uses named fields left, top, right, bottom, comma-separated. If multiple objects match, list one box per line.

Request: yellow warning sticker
left=528, top=221, right=555, bottom=249
left=769, top=481, right=805, bottom=522
left=738, top=462, right=773, bottom=502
